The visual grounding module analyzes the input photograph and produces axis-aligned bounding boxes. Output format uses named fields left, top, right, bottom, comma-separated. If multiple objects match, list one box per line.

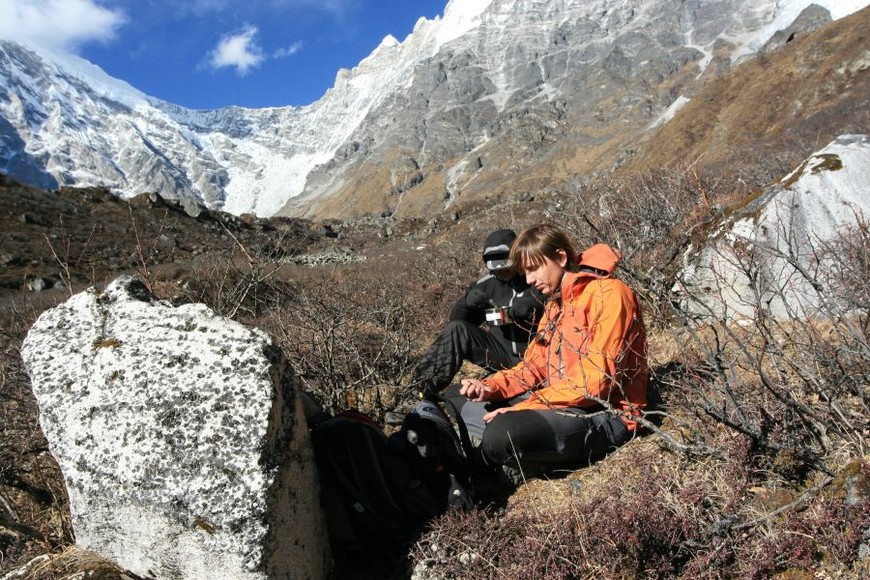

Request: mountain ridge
left=1, top=0, right=868, bottom=219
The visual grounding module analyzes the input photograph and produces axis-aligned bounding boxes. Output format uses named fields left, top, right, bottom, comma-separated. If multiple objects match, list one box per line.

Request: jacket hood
left=559, top=243, right=622, bottom=299
left=577, top=243, right=621, bottom=275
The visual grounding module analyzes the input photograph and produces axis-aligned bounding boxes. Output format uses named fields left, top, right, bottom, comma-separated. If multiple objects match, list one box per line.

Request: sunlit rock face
left=20, top=276, right=329, bottom=580
left=676, top=134, right=870, bottom=321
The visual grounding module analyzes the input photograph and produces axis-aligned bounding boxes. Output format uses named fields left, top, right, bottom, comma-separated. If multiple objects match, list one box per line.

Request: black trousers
left=443, top=384, right=630, bottom=474
left=412, top=320, right=519, bottom=396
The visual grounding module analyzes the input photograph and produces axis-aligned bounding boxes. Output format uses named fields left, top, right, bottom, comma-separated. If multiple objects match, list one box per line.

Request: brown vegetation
left=616, top=6, right=870, bottom=181
left=2, top=151, right=869, bottom=579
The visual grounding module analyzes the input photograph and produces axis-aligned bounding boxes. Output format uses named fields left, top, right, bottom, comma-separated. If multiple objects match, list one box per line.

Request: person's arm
left=508, top=286, right=547, bottom=329
left=510, top=280, right=636, bottom=410
left=449, top=281, right=490, bottom=323
left=482, top=357, right=546, bottom=400
left=477, top=305, right=554, bottom=399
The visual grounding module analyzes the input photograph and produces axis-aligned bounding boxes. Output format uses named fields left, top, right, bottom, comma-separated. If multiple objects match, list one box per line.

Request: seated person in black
left=410, top=228, right=545, bottom=399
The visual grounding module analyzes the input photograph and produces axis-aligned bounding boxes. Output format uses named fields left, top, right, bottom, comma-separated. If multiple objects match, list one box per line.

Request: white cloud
left=0, top=0, right=126, bottom=51
left=207, top=25, right=264, bottom=75
left=274, top=40, right=303, bottom=59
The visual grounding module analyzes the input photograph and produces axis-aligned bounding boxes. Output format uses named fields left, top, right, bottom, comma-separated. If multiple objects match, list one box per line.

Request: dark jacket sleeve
left=531, top=287, right=547, bottom=319
left=510, top=286, right=547, bottom=328
left=449, top=281, right=488, bottom=325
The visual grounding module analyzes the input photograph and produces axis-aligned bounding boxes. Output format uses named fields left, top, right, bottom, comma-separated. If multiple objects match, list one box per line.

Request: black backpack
left=310, top=403, right=472, bottom=554
left=388, top=400, right=473, bottom=513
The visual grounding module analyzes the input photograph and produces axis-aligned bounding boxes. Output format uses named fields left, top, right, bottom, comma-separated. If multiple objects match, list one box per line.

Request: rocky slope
left=617, top=5, right=870, bottom=177
left=2, top=1, right=867, bottom=220
left=0, top=174, right=320, bottom=299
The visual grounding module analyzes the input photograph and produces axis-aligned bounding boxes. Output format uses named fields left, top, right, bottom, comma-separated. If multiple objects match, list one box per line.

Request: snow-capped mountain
left=1, top=0, right=868, bottom=218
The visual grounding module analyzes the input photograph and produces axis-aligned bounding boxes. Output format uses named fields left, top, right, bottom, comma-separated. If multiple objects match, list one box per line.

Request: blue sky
left=0, top=0, right=447, bottom=109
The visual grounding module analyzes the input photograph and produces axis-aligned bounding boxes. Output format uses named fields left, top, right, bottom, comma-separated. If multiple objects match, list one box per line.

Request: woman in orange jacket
left=454, top=223, right=648, bottom=482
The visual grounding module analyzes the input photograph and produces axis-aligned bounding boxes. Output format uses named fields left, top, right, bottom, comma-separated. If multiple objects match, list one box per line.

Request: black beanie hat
left=482, top=229, right=516, bottom=271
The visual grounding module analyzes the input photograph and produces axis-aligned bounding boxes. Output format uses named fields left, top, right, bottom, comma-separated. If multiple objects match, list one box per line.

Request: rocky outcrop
left=760, top=4, right=832, bottom=55
left=676, top=134, right=870, bottom=320
left=20, top=276, right=330, bottom=579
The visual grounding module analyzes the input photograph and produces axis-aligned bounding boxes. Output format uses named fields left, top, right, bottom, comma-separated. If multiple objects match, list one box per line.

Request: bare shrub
left=413, top=452, right=727, bottom=579
left=352, top=169, right=870, bottom=579
left=407, top=163, right=870, bottom=579
left=40, top=217, right=98, bottom=297
left=263, top=274, right=418, bottom=416
left=255, top=238, right=480, bottom=418
left=546, top=161, right=867, bottom=464
left=171, top=230, right=302, bottom=320
left=665, top=210, right=870, bottom=468
left=414, top=442, right=869, bottom=579
left=731, top=486, right=870, bottom=578
left=821, top=207, right=870, bottom=316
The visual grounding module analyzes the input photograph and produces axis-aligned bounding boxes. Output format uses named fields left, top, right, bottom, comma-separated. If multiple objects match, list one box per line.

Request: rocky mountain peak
left=1, top=1, right=867, bottom=220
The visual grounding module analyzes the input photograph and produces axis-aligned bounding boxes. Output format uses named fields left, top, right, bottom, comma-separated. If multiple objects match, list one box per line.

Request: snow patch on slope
left=731, top=0, right=869, bottom=61
left=649, top=96, right=691, bottom=130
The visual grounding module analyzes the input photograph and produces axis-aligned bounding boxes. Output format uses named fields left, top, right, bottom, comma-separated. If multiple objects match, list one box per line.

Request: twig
left=732, top=475, right=835, bottom=532
left=128, top=206, right=152, bottom=291
left=42, top=231, right=73, bottom=297
left=0, top=488, right=19, bottom=522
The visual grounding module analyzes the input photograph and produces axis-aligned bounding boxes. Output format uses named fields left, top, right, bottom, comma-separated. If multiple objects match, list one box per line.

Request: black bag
left=388, top=400, right=473, bottom=513
left=310, top=403, right=473, bottom=554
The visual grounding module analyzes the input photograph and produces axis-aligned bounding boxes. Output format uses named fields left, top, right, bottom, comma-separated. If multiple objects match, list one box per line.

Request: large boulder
left=20, top=276, right=330, bottom=579
left=676, top=134, right=870, bottom=321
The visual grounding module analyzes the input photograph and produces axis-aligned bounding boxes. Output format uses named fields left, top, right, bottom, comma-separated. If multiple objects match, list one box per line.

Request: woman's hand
left=459, top=378, right=493, bottom=402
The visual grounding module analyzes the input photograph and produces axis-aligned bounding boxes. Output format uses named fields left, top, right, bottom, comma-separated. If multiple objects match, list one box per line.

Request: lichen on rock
left=21, top=275, right=330, bottom=579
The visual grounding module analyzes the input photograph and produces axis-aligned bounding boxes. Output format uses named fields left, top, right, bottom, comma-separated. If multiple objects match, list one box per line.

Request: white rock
left=20, top=276, right=330, bottom=579
left=676, top=134, right=870, bottom=321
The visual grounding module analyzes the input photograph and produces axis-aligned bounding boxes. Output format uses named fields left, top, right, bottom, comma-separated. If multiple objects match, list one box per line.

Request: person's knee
left=442, top=383, right=463, bottom=399
left=479, top=417, right=514, bottom=466
left=442, top=319, right=477, bottom=339
left=479, top=411, right=555, bottom=467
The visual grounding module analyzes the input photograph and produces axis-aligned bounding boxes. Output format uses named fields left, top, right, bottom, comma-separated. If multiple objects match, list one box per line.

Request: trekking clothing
left=483, top=272, right=648, bottom=430
left=450, top=273, right=545, bottom=357
left=465, top=243, right=649, bottom=474
left=443, top=386, right=630, bottom=468
left=411, top=273, right=545, bottom=397
left=483, top=270, right=647, bottom=427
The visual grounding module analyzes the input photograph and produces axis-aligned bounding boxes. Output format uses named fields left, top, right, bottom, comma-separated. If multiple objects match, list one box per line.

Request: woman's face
left=522, top=250, right=568, bottom=295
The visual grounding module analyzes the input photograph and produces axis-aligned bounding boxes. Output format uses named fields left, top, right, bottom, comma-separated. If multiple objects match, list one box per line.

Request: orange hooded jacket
left=481, top=244, right=649, bottom=430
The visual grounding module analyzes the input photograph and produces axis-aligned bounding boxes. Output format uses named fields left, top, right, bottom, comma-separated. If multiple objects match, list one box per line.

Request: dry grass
left=5, top=545, right=133, bottom=579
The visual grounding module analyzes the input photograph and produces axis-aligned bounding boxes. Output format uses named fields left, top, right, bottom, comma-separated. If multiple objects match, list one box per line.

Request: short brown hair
left=509, top=223, right=577, bottom=271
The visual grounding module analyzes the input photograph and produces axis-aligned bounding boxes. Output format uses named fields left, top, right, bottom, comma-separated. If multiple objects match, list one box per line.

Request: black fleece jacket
left=450, top=272, right=546, bottom=358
